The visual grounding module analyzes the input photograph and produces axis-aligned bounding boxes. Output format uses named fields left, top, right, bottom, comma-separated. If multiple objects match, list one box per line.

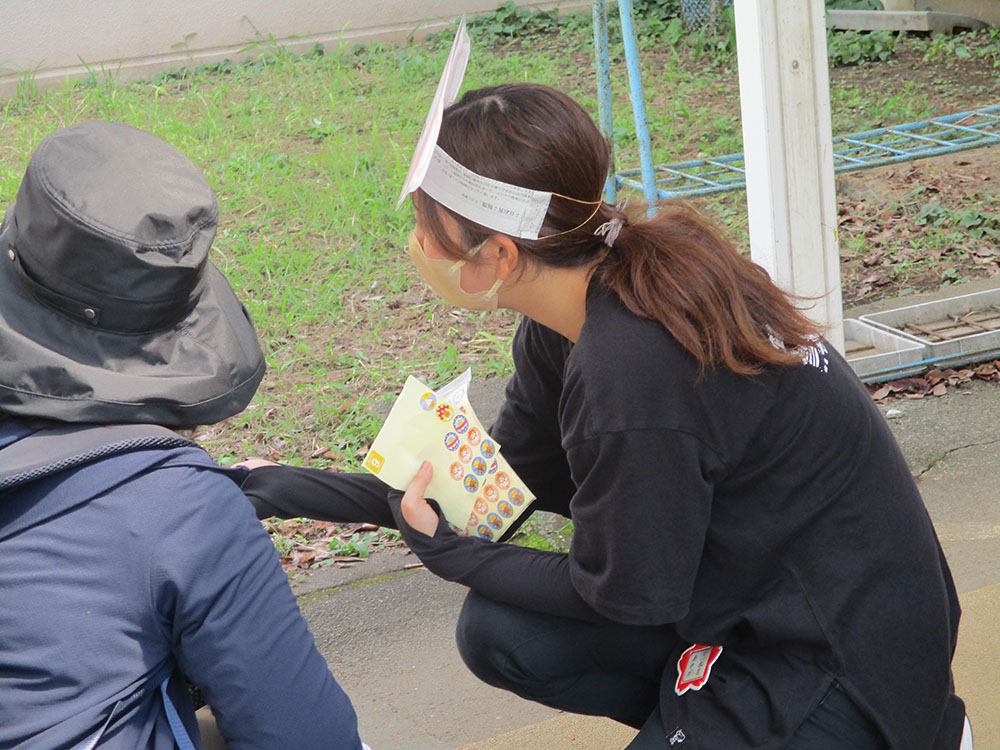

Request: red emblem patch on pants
left=675, top=644, right=723, bottom=696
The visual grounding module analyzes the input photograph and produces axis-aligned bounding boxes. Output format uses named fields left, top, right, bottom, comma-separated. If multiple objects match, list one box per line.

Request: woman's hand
left=236, top=457, right=279, bottom=470
left=400, top=461, right=439, bottom=536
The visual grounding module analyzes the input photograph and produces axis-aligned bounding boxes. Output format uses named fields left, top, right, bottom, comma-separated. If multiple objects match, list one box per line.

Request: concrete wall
left=0, top=0, right=592, bottom=99
left=884, top=0, right=1000, bottom=24
left=922, top=0, right=1000, bottom=24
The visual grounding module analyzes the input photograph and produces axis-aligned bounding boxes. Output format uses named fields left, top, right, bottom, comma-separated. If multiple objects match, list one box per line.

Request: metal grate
left=616, top=105, right=1000, bottom=200
left=679, top=0, right=733, bottom=31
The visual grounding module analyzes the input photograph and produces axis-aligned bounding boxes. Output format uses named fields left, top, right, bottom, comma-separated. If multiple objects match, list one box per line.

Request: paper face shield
left=396, top=18, right=471, bottom=210
left=396, top=18, right=553, bottom=240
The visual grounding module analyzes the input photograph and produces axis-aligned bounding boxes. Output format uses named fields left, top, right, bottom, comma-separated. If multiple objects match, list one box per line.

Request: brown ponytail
left=597, top=204, right=823, bottom=375
left=416, top=83, right=823, bottom=376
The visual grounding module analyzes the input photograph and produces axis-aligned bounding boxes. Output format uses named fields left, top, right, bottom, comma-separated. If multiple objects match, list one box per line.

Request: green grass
left=1, top=13, right=996, bottom=474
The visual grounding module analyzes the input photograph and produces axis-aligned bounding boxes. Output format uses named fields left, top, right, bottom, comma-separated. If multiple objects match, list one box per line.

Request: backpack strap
left=68, top=662, right=196, bottom=750
left=0, top=424, right=197, bottom=492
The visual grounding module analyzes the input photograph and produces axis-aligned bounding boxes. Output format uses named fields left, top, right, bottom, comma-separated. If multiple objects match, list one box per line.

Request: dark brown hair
left=413, top=83, right=823, bottom=375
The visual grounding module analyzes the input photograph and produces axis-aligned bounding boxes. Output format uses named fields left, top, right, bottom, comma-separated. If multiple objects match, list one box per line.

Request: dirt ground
left=836, top=148, right=1000, bottom=303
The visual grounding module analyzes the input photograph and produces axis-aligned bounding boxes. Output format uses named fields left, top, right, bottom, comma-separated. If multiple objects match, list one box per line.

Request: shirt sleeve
left=489, top=319, right=577, bottom=515
left=241, top=465, right=397, bottom=528
left=387, top=493, right=608, bottom=624
left=147, top=465, right=363, bottom=750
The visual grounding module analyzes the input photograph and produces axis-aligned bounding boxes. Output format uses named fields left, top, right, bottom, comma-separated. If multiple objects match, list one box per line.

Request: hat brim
left=0, top=226, right=266, bottom=426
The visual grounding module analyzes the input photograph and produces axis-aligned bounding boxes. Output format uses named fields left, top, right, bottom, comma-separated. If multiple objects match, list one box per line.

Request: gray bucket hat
left=0, top=121, right=266, bottom=426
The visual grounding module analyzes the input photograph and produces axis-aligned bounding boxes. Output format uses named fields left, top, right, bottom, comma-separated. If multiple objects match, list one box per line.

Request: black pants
left=455, top=591, right=888, bottom=749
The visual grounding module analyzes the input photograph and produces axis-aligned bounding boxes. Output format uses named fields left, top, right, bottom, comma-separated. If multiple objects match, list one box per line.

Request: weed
left=913, top=199, right=950, bottom=226
left=826, top=0, right=883, bottom=8
left=941, top=267, right=971, bottom=285
left=511, top=517, right=574, bottom=552
left=327, top=531, right=378, bottom=559
left=919, top=28, right=1000, bottom=67
left=632, top=0, right=683, bottom=19
left=11, top=62, right=43, bottom=111
left=827, top=29, right=899, bottom=67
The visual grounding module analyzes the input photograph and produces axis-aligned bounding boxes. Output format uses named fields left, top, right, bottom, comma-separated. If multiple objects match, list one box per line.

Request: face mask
left=408, top=230, right=503, bottom=311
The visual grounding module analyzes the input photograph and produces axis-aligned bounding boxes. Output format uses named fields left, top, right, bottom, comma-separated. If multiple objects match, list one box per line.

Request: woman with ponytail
left=243, top=83, right=967, bottom=749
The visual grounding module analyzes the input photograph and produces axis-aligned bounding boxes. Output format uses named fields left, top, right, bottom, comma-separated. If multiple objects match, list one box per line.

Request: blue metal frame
left=590, top=2, right=1000, bottom=207
left=615, top=105, right=1000, bottom=200
left=591, top=1, right=616, bottom=204
left=591, top=0, right=658, bottom=213
left=617, top=0, right=658, bottom=214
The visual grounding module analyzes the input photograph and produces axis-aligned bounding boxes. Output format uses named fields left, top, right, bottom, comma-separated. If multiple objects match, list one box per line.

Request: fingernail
left=421, top=461, right=432, bottom=472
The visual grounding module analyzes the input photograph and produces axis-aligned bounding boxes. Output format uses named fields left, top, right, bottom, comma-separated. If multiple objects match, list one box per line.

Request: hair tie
left=594, top=197, right=629, bottom=248
left=594, top=217, right=624, bottom=248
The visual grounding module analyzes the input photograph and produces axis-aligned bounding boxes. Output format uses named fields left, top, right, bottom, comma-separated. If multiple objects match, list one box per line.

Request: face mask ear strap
left=535, top=194, right=604, bottom=241
left=451, top=236, right=489, bottom=272
left=455, top=237, right=503, bottom=301
left=482, top=276, right=504, bottom=301
left=467, top=238, right=489, bottom=258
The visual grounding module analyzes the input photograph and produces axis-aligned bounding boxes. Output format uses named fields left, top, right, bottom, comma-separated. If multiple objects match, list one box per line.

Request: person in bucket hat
left=0, top=122, right=367, bottom=750
left=0, top=120, right=264, bottom=425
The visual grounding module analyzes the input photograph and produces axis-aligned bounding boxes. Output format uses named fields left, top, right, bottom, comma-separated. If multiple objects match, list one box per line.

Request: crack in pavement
left=915, top=437, right=1000, bottom=479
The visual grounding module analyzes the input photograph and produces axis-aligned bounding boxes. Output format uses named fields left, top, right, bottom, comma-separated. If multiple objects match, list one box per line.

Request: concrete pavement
left=294, top=281, right=1000, bottom=750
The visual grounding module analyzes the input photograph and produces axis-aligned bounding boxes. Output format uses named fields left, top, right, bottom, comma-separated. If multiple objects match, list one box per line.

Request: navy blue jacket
left=0, top=418, right=362, bottom=749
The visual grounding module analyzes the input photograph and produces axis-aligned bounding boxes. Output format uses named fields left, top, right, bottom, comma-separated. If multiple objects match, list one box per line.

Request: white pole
left=734, top=0, right=844, bottom=352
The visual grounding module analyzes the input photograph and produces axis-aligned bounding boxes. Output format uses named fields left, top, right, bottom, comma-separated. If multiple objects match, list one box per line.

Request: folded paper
left=395, top=17, right=553, bottom=239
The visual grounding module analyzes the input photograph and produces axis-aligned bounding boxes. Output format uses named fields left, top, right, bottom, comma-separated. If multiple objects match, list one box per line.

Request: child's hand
left=235, top=457, right=278, bottom=470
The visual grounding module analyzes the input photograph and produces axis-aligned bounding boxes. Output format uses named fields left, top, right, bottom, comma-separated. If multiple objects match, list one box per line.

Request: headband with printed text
left=396, top=19, right=600, bottom=240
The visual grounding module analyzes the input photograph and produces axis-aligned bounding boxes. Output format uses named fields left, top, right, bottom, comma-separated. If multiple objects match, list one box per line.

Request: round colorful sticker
left=474, top=498, right=488, bottom=515
left=508, top=488, right=525, bottom=505
left=476, top=525, right=493, bottom=541
left=471, top=457, right=487, bottom=476
left=480, top=440, right=496, bottom=459
left=467, top=513, right=478, bottom=527
left=484, top=485, right=499, bottom=503
left=497, top=501, right=514, bottom=518
left=467, top=428, right=481, bottom=446
left=487, top=513, right=503, bottom=530
left=420, top=392, right=436, bottom=411
left=458, top=445, right=473, bottom=463
left=496, top=472, right=510, bottom=489
left=450, top=462, right=463, bottom=480
left=436, top=404, right=453, bottom=421
left=444, top=432, right=460, bottom=451
left=453, top=414, right=469, bottom=434
left=488, top=460, right=499, bottom=474
left=464, top=474, right=480, bottom=493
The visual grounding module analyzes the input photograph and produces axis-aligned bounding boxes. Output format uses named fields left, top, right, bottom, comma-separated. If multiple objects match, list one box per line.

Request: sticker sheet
left=363, top=370, right=534, bottom=541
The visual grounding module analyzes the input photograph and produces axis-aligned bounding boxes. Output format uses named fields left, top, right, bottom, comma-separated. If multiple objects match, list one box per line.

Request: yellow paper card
left=363, top=372, right=534, bottom=541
